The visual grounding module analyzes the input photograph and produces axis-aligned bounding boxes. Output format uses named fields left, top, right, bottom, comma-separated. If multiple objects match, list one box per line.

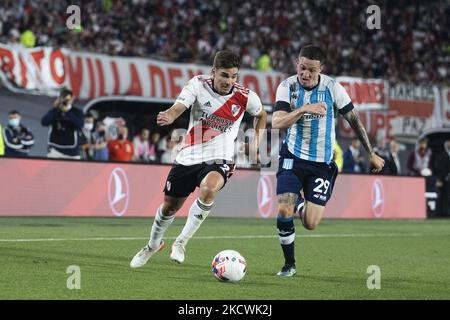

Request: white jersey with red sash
left=174, top=75, right=262, bottom=165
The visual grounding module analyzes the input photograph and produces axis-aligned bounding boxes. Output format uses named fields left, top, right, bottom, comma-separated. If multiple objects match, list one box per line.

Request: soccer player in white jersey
left=272, top=45, right=385, bottom=276
left=130, top=50, right=267, bottom=268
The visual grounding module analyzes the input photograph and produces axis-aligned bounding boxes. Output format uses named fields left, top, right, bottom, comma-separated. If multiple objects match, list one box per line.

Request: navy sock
left=277, top=216, right=296, bottom=266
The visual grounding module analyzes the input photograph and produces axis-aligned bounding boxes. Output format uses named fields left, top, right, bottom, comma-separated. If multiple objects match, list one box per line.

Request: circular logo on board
left=108, top=167, right=129, bottom=216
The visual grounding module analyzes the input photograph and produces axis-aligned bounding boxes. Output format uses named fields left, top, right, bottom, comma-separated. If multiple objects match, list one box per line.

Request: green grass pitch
left=1, top=217, right=450, bottom=300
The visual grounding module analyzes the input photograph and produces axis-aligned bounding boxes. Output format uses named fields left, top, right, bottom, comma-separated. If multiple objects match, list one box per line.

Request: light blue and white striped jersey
left=275, top=74, right=352, bottom=163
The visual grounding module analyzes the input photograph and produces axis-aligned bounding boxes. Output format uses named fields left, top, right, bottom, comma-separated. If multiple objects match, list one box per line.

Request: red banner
left=0, top=44, right=284, bottom=104
left=335, top=76, right=388, bottom=110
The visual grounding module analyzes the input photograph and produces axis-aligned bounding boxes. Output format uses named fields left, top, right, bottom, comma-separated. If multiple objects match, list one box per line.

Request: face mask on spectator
left=8, top=118, right=20, bottom=127
left=84, top=123, right=94, bottom=131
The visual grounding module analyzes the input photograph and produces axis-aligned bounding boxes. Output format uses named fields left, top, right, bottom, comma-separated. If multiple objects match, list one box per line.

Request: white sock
left=175, top=198, right=213, bottom=246
left=148, top=205, right=175, bottom=249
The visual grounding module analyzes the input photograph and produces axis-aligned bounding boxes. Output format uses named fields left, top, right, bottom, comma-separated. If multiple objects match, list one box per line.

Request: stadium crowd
left=0, top=0, right=448, bottom=84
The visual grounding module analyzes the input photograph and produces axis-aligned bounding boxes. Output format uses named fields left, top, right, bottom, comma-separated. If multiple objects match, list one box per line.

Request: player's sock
left=174, top=198, right=213, bottom=246
left=295, top=196, right=305, bottom=217
left=148, top=205, right=175, bottom=250
left=277, top=215, right=296, bottom=266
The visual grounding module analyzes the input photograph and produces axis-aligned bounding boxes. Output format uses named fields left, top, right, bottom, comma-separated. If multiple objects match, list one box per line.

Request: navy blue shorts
left=276, top=144, right=338, bottom=206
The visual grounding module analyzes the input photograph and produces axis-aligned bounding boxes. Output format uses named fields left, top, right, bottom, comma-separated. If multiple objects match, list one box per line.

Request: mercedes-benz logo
left=108, top=168, right=129, bottom=216
left=371, top=179, right=385, bottom=218
left=257, top=175, right=275, bottom=218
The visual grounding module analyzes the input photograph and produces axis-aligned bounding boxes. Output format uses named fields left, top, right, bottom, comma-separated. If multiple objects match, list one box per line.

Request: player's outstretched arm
left=249, top=109, right=267, bottom=153
left=157, top=102, right=187, bottom=127
left=272, top=103, right=326, bottom=129
left=342, top=109, right=385, bottom=173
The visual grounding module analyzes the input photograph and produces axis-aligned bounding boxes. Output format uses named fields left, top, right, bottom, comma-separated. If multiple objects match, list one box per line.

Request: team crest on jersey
left=231, top=104, right=241, bottom=117
left=317, top=91, right=326, bottom=102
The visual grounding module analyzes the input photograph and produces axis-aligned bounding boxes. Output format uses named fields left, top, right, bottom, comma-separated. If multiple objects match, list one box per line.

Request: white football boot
left=130, top=241, right=165, bottom=268
left=170, top=241, right=186, bottom=263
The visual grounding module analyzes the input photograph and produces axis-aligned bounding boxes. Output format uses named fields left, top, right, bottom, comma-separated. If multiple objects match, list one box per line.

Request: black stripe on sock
left=197, top=199, right=213, bottom=211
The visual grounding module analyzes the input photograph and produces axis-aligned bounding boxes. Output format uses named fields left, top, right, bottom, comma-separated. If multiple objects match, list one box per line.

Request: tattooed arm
left=342, top=109, right=385, bottom=173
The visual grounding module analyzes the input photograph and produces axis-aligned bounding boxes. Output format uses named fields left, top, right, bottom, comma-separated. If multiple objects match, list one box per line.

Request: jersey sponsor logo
left=303, top=114, right=325, bottom=120
left=108, top=167, right=129, bottom=216
left=200, top=112, right=233, bottom=133
left=257, top=175, right=275, bottom=218
left=371, top=179, right=385, bottom=218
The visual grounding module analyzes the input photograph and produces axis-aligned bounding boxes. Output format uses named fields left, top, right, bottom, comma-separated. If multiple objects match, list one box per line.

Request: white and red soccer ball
left=211, top=249, right=247, bottom=282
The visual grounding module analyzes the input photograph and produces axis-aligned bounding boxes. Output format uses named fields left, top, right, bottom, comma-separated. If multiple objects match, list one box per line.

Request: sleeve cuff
left=338, top=102, right=354, bottom=115
left=274, top=101, right=291, bottom=113
left=175, top=100, right=191, bottom=109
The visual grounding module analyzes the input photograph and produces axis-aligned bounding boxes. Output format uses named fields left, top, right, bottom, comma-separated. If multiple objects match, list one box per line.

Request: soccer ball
left=211, top=249, right=247, bottom=282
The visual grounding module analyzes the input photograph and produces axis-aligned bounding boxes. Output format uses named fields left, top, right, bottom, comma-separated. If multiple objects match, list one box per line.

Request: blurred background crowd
left=0, top=0, right=448, bottom=84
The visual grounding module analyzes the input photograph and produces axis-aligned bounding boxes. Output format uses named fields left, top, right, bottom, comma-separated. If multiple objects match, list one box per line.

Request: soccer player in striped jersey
left=130, top=50, right=267, bottom=268
left=272, top=45, right=385, bottom=276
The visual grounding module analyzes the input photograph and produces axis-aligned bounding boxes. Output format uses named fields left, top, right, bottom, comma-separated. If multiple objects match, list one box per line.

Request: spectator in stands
left=373, top=137, right=388, bottom=158
left=92, top=121, right=108, bottom=161
left=160, top=138, right=176, bottom=164
left=384, top=139, right=402, bottom=175
left=407, top=138, right=432, bottom=176
left=20, top=29, right=35, bottom=48
left=0, top=124, right=4, bottom=156
left=343, top=137, right=366, bottom=173
left=148, top=131, right=160, bottom=162
left=132, top=128, right=151, bottom=162
left=333, top=140, right=343, bottom=172
left=157, top=129, right=173, bottom=156
left=2, top=110, right=34, bottom=157
left=169, top=129, right=186, bottom=164
left=41, top=88, right=84, bottom=159
left=80, top=113, right=95, bottom=160
left=108, top=125, right=133, bottom=162
left=434, top=138, right=450, bottom=216
left=1, top=0, right=447, bottom=84
left=256, top=52, right=271, bottom=71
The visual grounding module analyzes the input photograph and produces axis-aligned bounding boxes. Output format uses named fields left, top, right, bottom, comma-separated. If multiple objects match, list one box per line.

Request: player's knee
left=198, top=185, right=217, bottom=204
left=278, top=205, right=294, bottom=218
left=162, top=202, right=181, bottom=216
left=303, top=214, right=320, bottom=230
left=304, top=221, right=319, bottom=230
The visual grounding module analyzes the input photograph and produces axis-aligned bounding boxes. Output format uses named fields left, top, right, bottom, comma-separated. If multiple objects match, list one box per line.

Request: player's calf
left=301, top=202, right=325, bottom=230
